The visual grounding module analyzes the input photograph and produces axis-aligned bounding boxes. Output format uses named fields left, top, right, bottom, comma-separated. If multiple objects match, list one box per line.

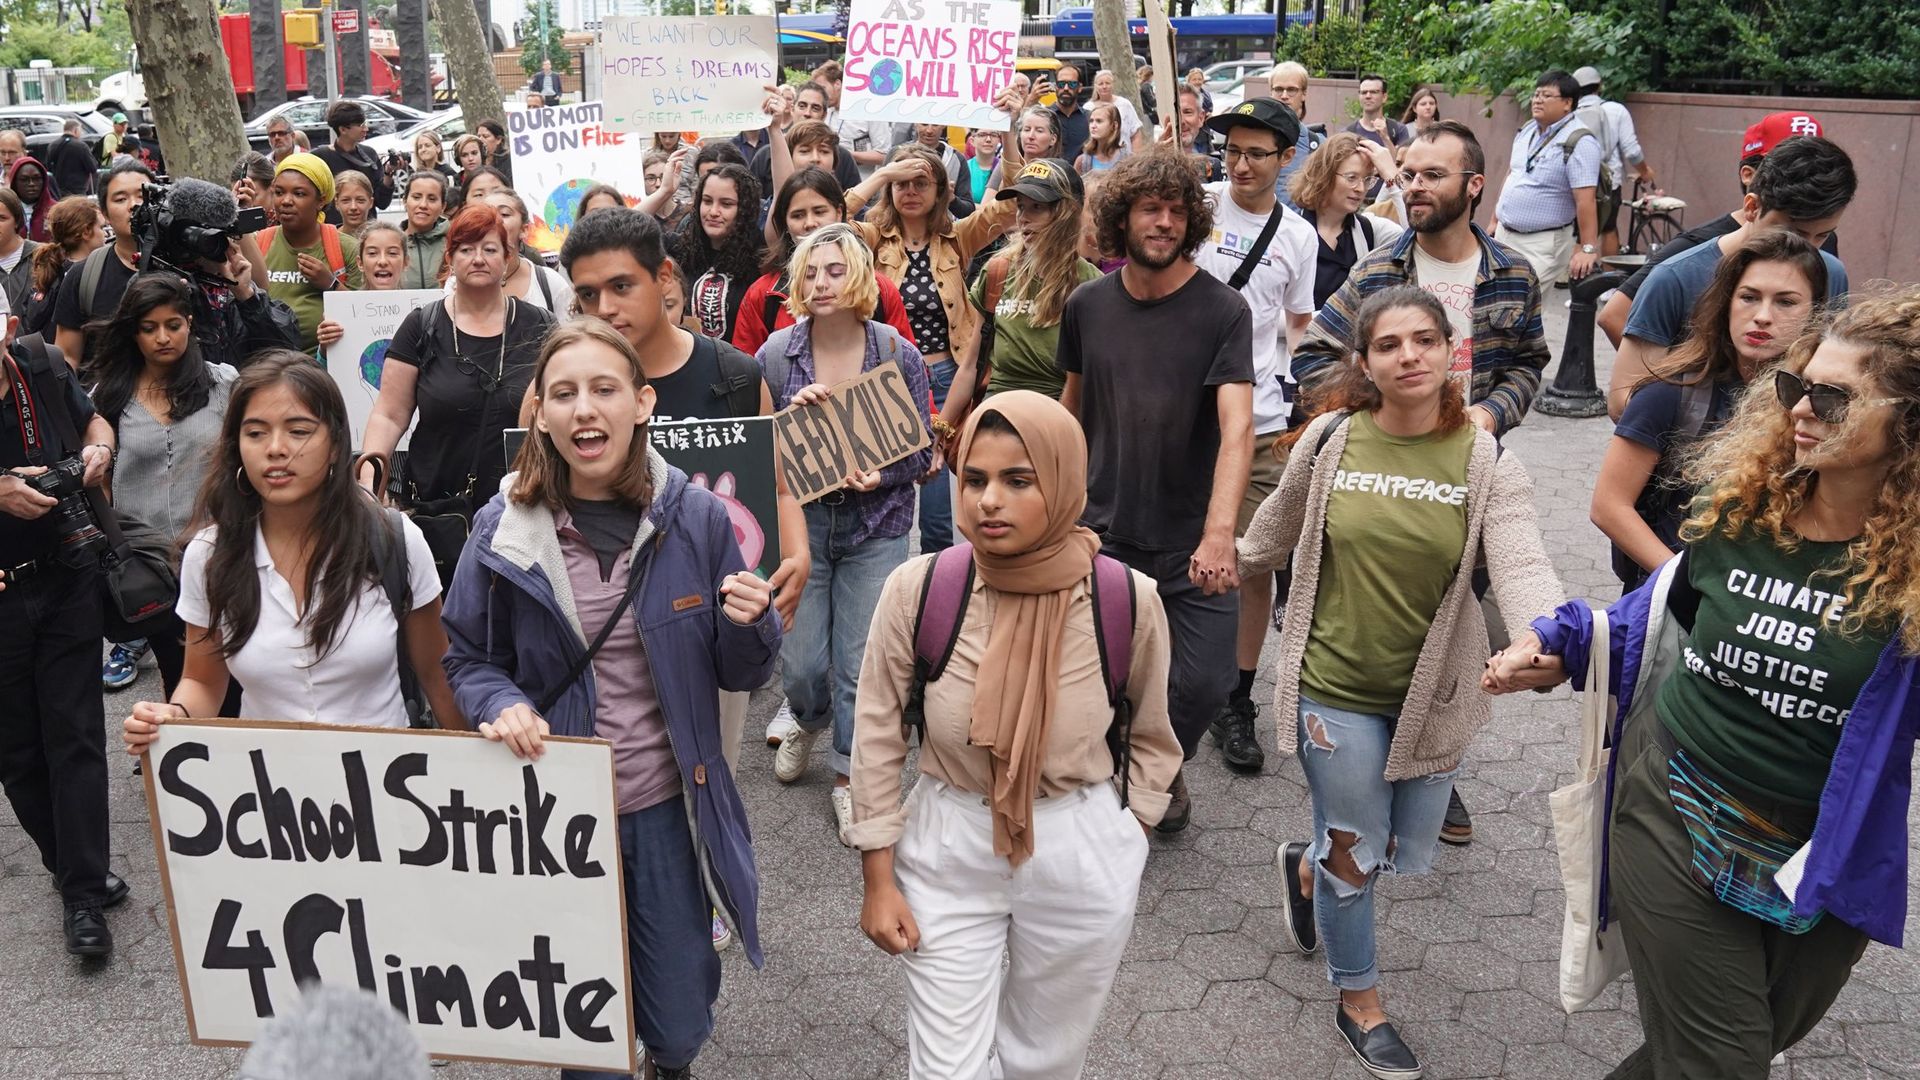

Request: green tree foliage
left=0, top=0, right=133, bottom=70
left=517, top=0, right=570, bottom=78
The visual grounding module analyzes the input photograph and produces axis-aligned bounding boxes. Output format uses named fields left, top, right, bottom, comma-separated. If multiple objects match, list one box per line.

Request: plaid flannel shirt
left=1291, top=224, right=1550, bottom=435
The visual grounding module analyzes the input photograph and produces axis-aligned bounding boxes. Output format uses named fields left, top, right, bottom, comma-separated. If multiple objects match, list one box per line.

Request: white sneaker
left=773, top=724, right=821, bottom=783
left=830, top=785, right=855, bottom=847
left=765, top=702, right=798, bottom=747
left=711, top=909, right=733, bottom=952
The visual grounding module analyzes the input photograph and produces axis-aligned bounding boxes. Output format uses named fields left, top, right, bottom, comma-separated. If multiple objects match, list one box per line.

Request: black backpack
left=369, top=507, right=431, bottom=728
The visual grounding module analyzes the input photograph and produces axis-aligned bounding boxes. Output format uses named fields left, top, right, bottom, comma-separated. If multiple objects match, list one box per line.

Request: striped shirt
left=1291, top=225, right=1550, bottom=435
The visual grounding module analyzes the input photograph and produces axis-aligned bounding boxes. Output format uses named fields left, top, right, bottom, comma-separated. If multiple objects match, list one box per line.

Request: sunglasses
left=1774, top=369, right=1901, bottom=424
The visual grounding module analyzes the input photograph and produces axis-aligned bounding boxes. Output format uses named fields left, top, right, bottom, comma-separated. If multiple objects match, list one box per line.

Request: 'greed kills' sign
left=143, top=721, right=634, bottom=1072
left=773, top=364, right=930, bottom=505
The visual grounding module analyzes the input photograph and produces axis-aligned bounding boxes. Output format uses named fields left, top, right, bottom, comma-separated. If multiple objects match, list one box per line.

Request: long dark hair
left=88, top=275, right=216, bottom=425
left=671, top=163, right=763, bottom=282
left=763, top=167, right=846, bottom=275
left=1641, top=229, right=1829, bottom=393
left=193, top=351, right=383, bottom=661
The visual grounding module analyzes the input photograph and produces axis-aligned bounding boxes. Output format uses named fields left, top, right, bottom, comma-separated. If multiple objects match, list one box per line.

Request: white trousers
left=718, top=690, right=748, bottom=772
left=894, top=778, right=1149, bottom=1080
left=1494, top=221, right=1575, bottom=285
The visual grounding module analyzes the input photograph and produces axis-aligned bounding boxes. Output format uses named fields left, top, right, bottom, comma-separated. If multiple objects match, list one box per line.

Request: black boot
left=1209, top=697, right=1266, bottom=773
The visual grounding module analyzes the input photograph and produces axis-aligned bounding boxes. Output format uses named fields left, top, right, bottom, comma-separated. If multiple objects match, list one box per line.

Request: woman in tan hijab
left=848, top=390, right=1180, bottom=1079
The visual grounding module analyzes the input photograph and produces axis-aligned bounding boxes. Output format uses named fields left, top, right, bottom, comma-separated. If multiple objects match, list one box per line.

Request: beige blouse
left=847, top=554, right=1182, bottom=849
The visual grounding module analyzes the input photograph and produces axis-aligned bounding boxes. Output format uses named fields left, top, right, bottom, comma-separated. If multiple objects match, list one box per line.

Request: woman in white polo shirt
left=119, top=351, right=464, bottom=744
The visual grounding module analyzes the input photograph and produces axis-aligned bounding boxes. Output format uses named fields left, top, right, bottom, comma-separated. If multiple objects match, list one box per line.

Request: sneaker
left=1209, top=697, right=1266, bottom=773
left=102, top=641, right=146, bottom=691
left=1155, top=767, right=1192, bottom=833
left=1439, top=787, right=1472, bottom=846
left=1278, top=841, right=1318, bottom=954
left=765, top=702, right=798, bottom=747
left=772, top=724, right=822, bottom=783
left=830, top=785, right=854, bottom=846
left=1335, top=1002, right=1423, bottom=1079
left=711, top=909, right=732, bottom=952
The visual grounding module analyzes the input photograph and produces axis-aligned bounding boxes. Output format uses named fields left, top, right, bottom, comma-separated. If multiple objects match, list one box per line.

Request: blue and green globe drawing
left=360, top=338, right=391, bottom=390
left=869, top=59, right=904, bottom=96
left=544, top=178, right=596, bottom=236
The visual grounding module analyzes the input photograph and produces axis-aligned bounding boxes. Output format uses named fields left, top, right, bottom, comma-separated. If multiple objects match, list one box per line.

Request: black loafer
left=1155, top=768, right=1192, bottom=833
left=1279, top=841, right=1318, bottom=953
left=1335, top=1003, right=1423, bottom=1079
left=64, top=905, right=113, bottom=958
left=51, top=873, right=128, bottom=909
left=1439, top=787, right=1472, bottom=846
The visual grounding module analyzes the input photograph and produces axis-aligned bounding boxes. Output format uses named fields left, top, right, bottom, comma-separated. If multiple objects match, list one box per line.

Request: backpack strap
left=534, top=264, right=554, bottom=310
left=1675, top=378, right=1714, bottom=438
left=708, top=337, right=765, bottom=417
left=77, top=245, right=112, bottom=321
left=321, top=225, right=346, bottom=277
left=1358, top=214, right=1375, bottom=251
left=901, top=545, right=977, bottom=743
left=760, top=325, right=796, bottom=408
left=370, top=507, right=430, bottom=728
left=1090, top=553, right=1138, bottom=808
left=983, top=254, right=1011, bottom=315
left=761, top=276, right=786, bottom=341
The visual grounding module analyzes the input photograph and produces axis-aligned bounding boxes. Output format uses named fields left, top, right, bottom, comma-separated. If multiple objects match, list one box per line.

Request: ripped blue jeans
left=1297, top=695, right=1458, bottom=991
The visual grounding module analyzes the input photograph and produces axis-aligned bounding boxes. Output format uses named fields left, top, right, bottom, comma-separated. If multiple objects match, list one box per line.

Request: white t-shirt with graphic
left=1412, top=244, right=1478, bottom=385
left=1196, top=182, right=1317, bottom=434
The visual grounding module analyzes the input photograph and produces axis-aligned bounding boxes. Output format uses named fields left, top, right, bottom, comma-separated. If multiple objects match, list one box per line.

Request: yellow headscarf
left=276, top=153, right=335, bottom=222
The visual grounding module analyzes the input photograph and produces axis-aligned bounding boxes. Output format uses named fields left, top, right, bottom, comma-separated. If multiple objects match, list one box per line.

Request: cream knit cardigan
left=1237, top=411, right=1567, bottom=781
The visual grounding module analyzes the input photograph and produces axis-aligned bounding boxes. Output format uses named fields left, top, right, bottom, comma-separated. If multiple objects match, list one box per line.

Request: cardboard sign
left=502, top=417, right=781, bottom=576
left=599, top=16, right=779, bottom=135
left=322, top=289, right=443, bottom=452
left=838, top=0, right=1020, bottom=130
left=142, top=720, right=634, bottom=1072
left=773, top=365, right=929, bottom=505
left=507, top=102, right=652, bottom=254
left=1144, top=0, right=1177, bottom=147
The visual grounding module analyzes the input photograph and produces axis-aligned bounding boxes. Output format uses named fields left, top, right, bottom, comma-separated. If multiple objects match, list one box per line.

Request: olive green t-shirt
left=1658, top=527, right=1890, bottom=805
left=1300, top=411, right=1475, bottom=714
left=969, top=257, right=1103, bottom=400
left=263, top=225, right=362, bottom=353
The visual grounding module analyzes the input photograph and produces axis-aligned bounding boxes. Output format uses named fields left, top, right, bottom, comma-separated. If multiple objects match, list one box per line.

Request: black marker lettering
left=159, top=741, right=221, bottom=857
left=386, top=753, right=447, bottom=867
left=564, top=814, right=604, bottom=878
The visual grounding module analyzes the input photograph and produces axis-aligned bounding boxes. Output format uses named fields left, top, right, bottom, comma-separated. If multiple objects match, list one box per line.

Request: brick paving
left=4, top=302, right=1918, bottom=1079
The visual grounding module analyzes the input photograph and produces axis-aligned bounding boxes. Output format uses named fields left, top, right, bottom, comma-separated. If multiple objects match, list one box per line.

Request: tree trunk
left=397, top=0, right=433, bottom=113
left=432, top=0, right=505, bottom=131
left=341, top=0, right=371, bottom=97
left=127, top=0, right=249, bottom=183
left=1092, top=0, right=1143, bottom=116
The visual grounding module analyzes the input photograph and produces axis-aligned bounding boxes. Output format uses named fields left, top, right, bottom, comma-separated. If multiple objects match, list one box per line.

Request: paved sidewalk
left=4, top=301, right=1918, bottom=1079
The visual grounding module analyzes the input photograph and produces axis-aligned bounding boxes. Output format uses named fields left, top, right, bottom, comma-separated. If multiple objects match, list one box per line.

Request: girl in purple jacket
left=440, top=319, right=781, bottom=1080
left=1488, top=289, right=1920, bottom=1080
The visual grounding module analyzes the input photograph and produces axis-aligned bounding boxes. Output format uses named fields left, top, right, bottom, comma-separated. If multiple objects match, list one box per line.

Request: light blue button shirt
left=1495, top=116, right=1602, bottom=233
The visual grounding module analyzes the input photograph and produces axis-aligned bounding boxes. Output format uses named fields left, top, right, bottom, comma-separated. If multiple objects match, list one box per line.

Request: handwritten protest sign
left=323, top=289, right=442, bottom=451
left=1144, top=0, right=1177, bottom=147
left=503, top=417, right=781, bottom=576
left=839, top=0, right=1020, bottom=130
left=773, top=365, right=930, bottom=505
left=507, top=102, right=651, bottom=254
left=599, top=16, right=779, bottom=135
left=143, top=720, right=634, bottom=1072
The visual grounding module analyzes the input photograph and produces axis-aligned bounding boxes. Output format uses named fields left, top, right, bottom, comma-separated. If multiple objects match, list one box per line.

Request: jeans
left=1100, top=540, right=1238, bottom=755
left=784, top=503, right=909, bottom=776
left=917, top=357, right=958, bottom=553
left=560, top=797, right=721, bottom=1078
left=0, top=560, right=111, bottom=907
left=1296, top=695, right=1457, bottom=991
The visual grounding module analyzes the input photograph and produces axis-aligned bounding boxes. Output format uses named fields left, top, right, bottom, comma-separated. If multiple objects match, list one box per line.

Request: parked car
left=1203, top=59, right=1272, bottom=91
left=0, top=106, right=112, bottom=163
left=363, top=102, right=522, bottom=167
left=1210, top=70, right=1272, bottom=113
left=243, top=96, right=433, bottom=154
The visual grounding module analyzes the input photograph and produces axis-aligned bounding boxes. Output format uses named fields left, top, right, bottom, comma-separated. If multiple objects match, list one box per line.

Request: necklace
left=449, top=293, right=512, bottom=392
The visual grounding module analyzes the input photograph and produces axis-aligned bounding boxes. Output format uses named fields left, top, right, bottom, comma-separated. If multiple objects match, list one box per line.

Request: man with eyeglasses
left=1489, top=69, right=1602, bottom=286
left=264, top=116, right=298, bottom=165
left=1191, top=98, right=1318, bottom=776
left=1267, top=62, right=1325, bottom=209
left=1049, top=63, right=1092, bottom=162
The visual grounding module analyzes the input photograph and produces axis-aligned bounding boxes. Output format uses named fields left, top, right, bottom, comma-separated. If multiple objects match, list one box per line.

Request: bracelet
left=930, top=417, right=958, bottom=442
left=168, top=702, right=190, bottom=719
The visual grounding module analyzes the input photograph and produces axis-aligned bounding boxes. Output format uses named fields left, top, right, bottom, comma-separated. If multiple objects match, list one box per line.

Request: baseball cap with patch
left=1204, top=97, right=1302, bottom=146
left=1742, top=112, right=1823, bottom=160
left=995, top=158, right=1085, bottom=204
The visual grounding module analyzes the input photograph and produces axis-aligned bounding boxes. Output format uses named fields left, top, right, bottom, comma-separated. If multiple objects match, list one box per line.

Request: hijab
left=954, top=390, right=1103, bottom=866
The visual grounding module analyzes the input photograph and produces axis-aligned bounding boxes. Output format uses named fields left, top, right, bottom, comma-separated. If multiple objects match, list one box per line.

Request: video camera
left=127, top=178, right=269, bottom=278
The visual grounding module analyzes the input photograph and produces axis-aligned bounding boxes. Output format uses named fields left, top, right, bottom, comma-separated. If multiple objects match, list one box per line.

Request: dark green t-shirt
left=969, top=257, right=1103, bottom=400
left=1300, top=411, right=1474, bottom=714
left=264, top=225, right=362, bottom=353
left=1659, top=527, right=1891, bottom=805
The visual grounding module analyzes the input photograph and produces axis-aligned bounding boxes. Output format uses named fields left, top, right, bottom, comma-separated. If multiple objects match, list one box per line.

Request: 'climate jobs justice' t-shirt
left=1659, top=528, right=1891, bottom=805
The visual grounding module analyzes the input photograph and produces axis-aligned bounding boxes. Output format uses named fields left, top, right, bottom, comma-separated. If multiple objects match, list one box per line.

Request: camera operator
left=311, top=101, right=398, bottom=226
left=0, top=287, right=124, bottom=958
left=127, top=178, right=302, bottom=371
left=53, top=161, right=152, bottom=366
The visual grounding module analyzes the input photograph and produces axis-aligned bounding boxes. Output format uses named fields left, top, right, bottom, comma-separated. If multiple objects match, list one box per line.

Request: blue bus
left=1048, top=8, right=1313, bottom=74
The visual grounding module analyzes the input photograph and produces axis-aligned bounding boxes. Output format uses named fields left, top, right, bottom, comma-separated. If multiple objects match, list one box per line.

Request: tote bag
left=1550, top=604, right=1628, bottom=1011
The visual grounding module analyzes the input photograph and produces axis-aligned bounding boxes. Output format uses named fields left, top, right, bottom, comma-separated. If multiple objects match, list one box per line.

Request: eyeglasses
left=1274, top=85, right=1307, bottom=97
left=1531, top=90, right=1564, bottom=101
left=1396, top=168, right=1476, bottom=189
left=1774, top=369, right=1902, bottom=424
left=1224, top=147, right=1284, bottom=164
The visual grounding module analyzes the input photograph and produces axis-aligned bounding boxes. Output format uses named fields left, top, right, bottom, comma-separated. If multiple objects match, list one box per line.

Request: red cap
left=1742, top=112, right=1823, bottom=160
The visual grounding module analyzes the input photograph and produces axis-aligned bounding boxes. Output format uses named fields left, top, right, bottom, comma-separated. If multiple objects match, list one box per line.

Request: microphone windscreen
left=238, top=985, right=430, bottom=1080
left=166, top=177, right=239, bottom=230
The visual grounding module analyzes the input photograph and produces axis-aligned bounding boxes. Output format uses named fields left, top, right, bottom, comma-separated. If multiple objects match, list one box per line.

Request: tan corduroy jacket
left=1237, top=411, right=1566, bottom=780
left=842, top=193, right=1013, bottom=358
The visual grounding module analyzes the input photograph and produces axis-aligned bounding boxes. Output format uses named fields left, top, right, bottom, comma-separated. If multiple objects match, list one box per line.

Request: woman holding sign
left=441, top=319, right=781, bottom=1080
left=758, top=224, right=933, bottom=844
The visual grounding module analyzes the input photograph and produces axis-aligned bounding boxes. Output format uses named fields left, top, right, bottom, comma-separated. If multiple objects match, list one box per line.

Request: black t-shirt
left=312, top=144, right=394, bottom=211
left=54, top=247, right=137, bottom=335
left=569, top=497, right=643, bottom=577
left=385, top=298, right=555, bottom=501
left=0, top=345, right=96, bottom=563
left=1302, top=209, right=1377, bottom=310
left=1056, top=269, right=1254, bottom=551
left=649, top=332, right=761, bottom=422
left=1052, top=105, right=1091, bottom=161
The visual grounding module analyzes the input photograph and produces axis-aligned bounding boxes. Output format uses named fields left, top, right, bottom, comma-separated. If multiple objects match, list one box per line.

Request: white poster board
left=322, top=289, right=441, bottom=452
left=142, top=720, right=635, bottom=1073
left=507, top=101, right=654, bottom=255
left=839, top=0, right=1020, bottom=130
left=599, top=16, right=779, bottom=135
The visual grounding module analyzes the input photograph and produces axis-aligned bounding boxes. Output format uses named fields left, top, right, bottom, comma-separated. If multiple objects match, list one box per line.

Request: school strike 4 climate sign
left=840, top=0, right=1020, bottom=129
left=143, top=720, right=635, bottom=1072
left=600, top=16, right=779, bottom=136
left=774, top=365, right=930, bottom=505
left=508, top=102, right=650, bottom=255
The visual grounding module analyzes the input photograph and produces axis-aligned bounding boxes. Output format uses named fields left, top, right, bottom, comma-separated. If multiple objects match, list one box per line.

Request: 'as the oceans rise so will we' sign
left=143, top=720, right=635, bottom=1072
left=599, top=15, right=779, bottom=135
left=839, top=0, right=1020, bottom=130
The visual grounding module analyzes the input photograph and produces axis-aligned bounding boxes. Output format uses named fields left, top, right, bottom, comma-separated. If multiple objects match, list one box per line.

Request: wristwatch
left=1580, top=243, right=1597, bottom=254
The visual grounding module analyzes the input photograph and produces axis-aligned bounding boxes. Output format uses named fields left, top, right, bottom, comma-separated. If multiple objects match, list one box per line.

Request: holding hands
left=1481, top=630, right=1569, bottom=694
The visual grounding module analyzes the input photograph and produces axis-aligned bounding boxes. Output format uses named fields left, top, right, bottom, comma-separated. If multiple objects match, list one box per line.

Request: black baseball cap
left=1205, top=97, right=1303, bottom=146
left=994, top=158, right=1085, bottom=204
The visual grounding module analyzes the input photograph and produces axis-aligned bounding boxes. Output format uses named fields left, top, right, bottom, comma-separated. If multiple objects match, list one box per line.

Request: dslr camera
left=8, top=458, right=108, bottom=567
left=127, top=178, right=269, bottom=278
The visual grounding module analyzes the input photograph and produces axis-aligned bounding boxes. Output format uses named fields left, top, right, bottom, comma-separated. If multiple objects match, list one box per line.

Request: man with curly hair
left=1057, top=148, right=1255, bottom=832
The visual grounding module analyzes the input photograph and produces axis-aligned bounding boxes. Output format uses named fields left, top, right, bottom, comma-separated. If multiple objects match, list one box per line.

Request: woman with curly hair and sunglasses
left=1489, top=286, right=1920, bottom=1080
